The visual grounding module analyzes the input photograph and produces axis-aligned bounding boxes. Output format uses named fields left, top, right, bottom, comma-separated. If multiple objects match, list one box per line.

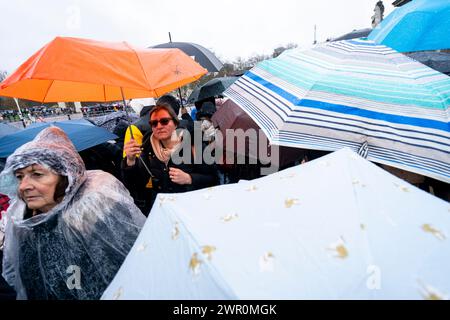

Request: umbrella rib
left=103, top=84, right=106, bottom=102
left=41, top=79, right=55, bottom=103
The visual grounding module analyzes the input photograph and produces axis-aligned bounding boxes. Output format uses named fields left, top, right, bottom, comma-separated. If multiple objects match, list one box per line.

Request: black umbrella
left=150, top=42, right=223, bottom=72
left=329, top=28, right=372, bottom=41
left=188, top=76, right=239, bottom=104
left=405, top=51, right=450, bottom=75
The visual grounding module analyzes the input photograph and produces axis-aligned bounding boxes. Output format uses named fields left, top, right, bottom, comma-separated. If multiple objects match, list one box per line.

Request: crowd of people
left=0, top=92, right=448, bottom=300
left=0, top=106, right=74, bottom=122
left=0, top=94, right=267, bottom=299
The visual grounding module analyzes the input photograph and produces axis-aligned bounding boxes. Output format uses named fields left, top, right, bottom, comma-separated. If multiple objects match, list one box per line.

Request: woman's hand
left=124, top=139, right=142, bottom=166
left=169, top=167, right=192, bottom=185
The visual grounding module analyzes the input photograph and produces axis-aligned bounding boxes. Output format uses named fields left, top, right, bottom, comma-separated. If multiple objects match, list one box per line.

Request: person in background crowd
left=197, top=101, right=217, bottom=143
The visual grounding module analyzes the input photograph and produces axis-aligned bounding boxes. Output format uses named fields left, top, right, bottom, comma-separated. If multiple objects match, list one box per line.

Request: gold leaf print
left=113, top=287, right=124, bottom=300
left=136, top=243, right=147, bottom=252
left=201, top=245, right=216, bottom=260
left=263, top=252, right=275, bottom=261
left=203, top=193, right=212, bottom=200
left=221, top=213, right=238, bottom=222
left=159, top=195, right=176, bottom=206
left=285, top=198, right=299, bottom=208
left=259, top=251, right=275, bottom=272
left=328, top=237, right=349, bottom=259
left=335, top=245, right=348, bottom=258
left=189, top=253, right=202, bottom=275
left=352, top=180, right=366, bottom=187
left=422, top=224, right=446, bottom=241
left=394, top=183, right=409, bottom=192
left=246, top=185, right=258, bottom=192
left=280, top=173, right=296, bottom=180
left=419, top=280, right=447, bottom=300
left=172, top=222, right=180, bottom=240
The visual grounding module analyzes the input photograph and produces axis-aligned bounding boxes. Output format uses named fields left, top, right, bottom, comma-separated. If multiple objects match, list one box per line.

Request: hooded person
left=0, top=126, right=145, bottom=300
left=196, top=101, right=217, bottom=142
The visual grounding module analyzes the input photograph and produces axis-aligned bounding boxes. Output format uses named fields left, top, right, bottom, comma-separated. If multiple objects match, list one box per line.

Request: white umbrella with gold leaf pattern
left=102, top=148, right=450, bottom=300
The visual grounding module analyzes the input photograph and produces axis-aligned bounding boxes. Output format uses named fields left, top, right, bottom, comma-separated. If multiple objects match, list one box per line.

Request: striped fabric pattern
left=224, top=39, right=450, bottom=183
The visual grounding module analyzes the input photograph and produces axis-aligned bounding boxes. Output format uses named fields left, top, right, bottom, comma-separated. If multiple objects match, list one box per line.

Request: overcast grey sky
left=0, top=0, right=394, bottom=73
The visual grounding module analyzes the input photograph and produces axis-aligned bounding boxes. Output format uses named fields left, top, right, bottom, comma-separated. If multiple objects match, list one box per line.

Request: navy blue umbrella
left=0, top=119, right=118, bottom=158
left=405, top=51, right=450, bottom=76
left=0, top=123, right=21, bottom=139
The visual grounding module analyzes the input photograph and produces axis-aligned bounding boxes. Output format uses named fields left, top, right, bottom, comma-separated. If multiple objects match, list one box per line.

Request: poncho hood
left=0, top=126, right=86, bottom=218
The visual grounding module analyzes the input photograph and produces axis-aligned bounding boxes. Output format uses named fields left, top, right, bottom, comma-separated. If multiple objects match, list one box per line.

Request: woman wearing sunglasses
left=122, top=103, right=218, bottom=215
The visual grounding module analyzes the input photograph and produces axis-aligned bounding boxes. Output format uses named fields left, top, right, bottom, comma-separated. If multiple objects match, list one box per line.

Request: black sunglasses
left=150, top=117, right=173, bottom=128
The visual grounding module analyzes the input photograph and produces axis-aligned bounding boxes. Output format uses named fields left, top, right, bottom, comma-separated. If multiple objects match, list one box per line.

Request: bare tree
left=272, top=43, right=298, bottom=58
left=0, top=70, right=7, bottom=82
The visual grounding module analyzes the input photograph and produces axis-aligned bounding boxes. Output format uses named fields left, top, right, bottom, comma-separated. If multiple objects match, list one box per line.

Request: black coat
left=122, top=130, right=218, bottom=215
left=0, top=251, right=16, bottom=300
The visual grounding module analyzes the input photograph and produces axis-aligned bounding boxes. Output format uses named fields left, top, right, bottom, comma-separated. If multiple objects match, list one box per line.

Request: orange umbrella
left=0, top=36, right=207, bottom=102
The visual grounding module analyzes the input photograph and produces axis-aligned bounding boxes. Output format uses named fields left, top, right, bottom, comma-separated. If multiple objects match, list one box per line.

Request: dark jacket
left=122, top=129, right=218, bottom=215
left=0, top=251, right=16, bottom=300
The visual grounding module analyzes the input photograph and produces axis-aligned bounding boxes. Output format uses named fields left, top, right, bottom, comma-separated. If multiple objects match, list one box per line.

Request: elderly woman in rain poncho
left=0, top=127, right=146, bottom=300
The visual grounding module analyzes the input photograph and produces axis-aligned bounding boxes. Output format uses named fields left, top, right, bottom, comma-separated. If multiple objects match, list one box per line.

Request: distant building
left=392, top=0, right=412, bottom=7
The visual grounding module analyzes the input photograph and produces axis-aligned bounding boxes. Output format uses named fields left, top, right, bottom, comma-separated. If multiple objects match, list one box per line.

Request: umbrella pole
left=120, top=87, right=134, bottom=139
left=13, top=98, right=26, bottom=128
left=178, top=88, right=184, bottom=108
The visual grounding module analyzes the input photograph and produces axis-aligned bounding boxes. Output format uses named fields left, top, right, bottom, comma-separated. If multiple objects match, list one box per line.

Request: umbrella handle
left=120, top=87, right=154, bottom=178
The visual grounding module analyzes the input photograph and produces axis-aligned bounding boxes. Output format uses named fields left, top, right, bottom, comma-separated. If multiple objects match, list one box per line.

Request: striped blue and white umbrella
left=224, top=39, right=450, bottom=183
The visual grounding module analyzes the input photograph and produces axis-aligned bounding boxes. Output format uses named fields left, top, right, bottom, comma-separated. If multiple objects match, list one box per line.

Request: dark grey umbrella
left=329, top=28, right=372, bottom=41
left=150, top=42, right=223, bottom=72
left=405, top=51, right=450, bottom=75
left=188, top=76, right=239, bottom=103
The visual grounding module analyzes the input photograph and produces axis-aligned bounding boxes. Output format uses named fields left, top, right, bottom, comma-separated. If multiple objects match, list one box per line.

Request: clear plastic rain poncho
left=0, top=127, right=146, bottom=299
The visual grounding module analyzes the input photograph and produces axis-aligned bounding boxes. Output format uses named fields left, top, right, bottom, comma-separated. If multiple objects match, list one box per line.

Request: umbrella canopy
left=0, top=123, right=21, bottom=138
left=329, top=28, right=372, bottom=42
left=212, top=99, right=307, bottom=167
left=224, top=39, right=450, bottom=183
left=89, top=111, right=139, bottom=133
left=0, top=119, right=117, bottom=158
left=405, top=51, right=450, bottom=76
left=188, top=76, right=239, bottom=104
left=368, top=0, right=450, bottom=52
left=102, top=148, right=450, bottom=300
left=150, top=42, right=223, bottom=72
left=0, top=37, right=207, bottom=102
